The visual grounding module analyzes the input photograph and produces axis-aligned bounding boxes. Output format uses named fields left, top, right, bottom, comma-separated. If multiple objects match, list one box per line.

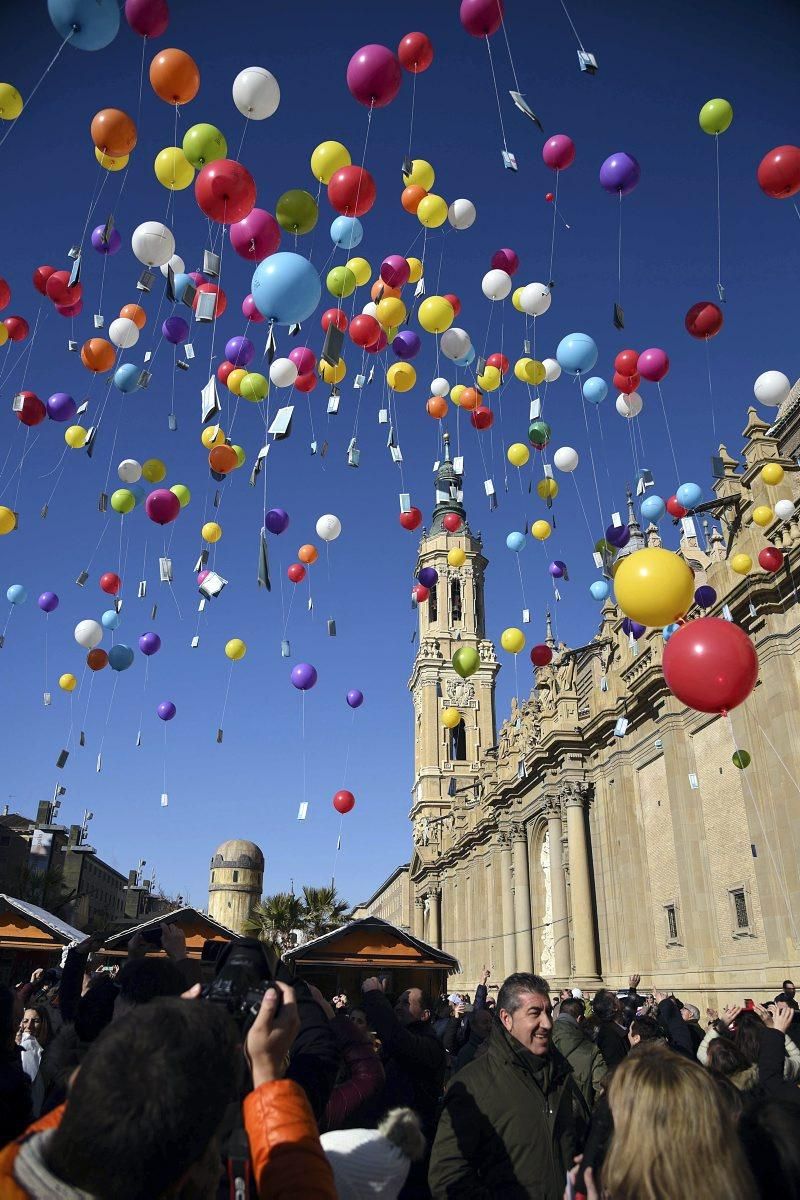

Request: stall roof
left=103, top=906, right=236, bottom=951
left=285, top=917, right=461, bottom=973
left=0, top=894, right=84, bottom=946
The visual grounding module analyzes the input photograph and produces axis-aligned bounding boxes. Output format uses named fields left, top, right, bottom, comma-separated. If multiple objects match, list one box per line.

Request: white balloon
left=616, top=392, right=643, bottom=418
left=520, top=282, right=552, bottom=317
left=448, top=198, right=476, bottom=230
left=361, top=302, right=378, bottom=319
left=481, top=269, right=512, bottom=301
left=160, top=254, right=185, bottom=278
left=440, top=327, right=471, bottom=362
left=269, top=357, right=298, bottom=388
left=431, top=377, right=450, bottom=397
left=108, top=317, right=140, bottom=350
left=118, top=458, right=142, bottom=484
left=131, top=221, right=175, bottom=268
left=542, top=357, right=561, bottom=382
left=75, top=619, right=103, bottom=650
left=753, top=370, right=791, bottom=408
left=233, top=66, right=280, bottom=120
left=775, top=498, right=795, bottom=521
left=553, top=446, right=579, bottom=473
left=316, top=513, right=342, bottom=542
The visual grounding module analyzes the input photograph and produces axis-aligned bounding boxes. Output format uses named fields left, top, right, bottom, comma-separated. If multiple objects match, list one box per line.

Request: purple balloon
left=264, top=507, right=289, bottom=535
left=346, top=688, right=364, bottom=709
left=46, top=392, right=77, bottom=423
left=125, top=0, right=169, bottom=38
left=145, top=489, right=180, bottom=526
left=548, top=560, right=567, bottom=578
left=695, top=585, right=717, bottom=609
left=139, top=631, right=162, bottom=656
left=230, top=209, right=281, bottom=262
left=392, top=330, right=421, bottom=360
left=91, top=225, right=122, bottom=255
left=490, top=248, right=519, bottom=275
left=37, top=591, right=59, bottom=613
left=346, top=44, right=402, bottom=109
left=291, top=662, right=317, bottom=691
left=157, top=700, right=176, bottom=721
left=599, top=152, right=641, bottom=196
left=605, top=523, right=631, bottom=549
left=621, top=617, right=646, bottom=640
left=418, top=566, right=438, bottom=588
left=162, top=315, right=189, bottom=345
left=225, top=335, right=255, bottom=368
left=242, top=293, right=265, bottom=323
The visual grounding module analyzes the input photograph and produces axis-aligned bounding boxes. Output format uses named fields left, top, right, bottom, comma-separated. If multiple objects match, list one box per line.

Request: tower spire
left=545, top=609, right=555, bottom=647
left=431, top=431, right=469, bottom=535
left=616, top=484, right=645, bottom=558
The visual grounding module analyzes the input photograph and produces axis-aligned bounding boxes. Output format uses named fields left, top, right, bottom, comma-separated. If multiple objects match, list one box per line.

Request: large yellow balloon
left=404, top=158, right=435, bottom=190
left=320, top=357, right=346, bottom=384
left=511, top=286, right=525, bottom=312
left=202, top=521, right=222, bottom=543
left=448, top=547, right=466, bottom=568
left=0, top=506, right=16, bottom=535
left=231, top=445, right=246, bottom=468
left=387, top=362, right=416, bottom=392
left=59, top=673, right=78, bottom=692
left=376, top=296, right=406, bottom=327
left=201, top=425, right=225, bottom=449
left=614, top=547, right=694, bottom=627
left=0, top=83, right=23, bottom=121
left=501, top=627, right=526, bottom=654
left=417, top=194, right=448, bottom=228
left=154, top=145, right=194, bottom=190
left=95, top=147, right=129, bottom=171
left=227, top=368, right=248, bottom=395
left=65, top=425, right=88, bottom=449
left=515, top=357, right=545, bottom=385
left=761, top=462, right=784, bottom=486
left=225, top=638, right=247, bottom=661
left=311, top=140, right=350, bottom=184
left=450, top=384, right=465, bottom=407
left=142, top=458, right=166, bottom=483
left=418, top=295, right=454, bottom=334
left=441, top=706, right=461, bottom=729
left=507, top=443, right=530, bottom=468
left=537, top=478, right=558, bottom=500
left=406, top=256, right=423, bottom=284
left=0, top=325, right=8, bottom=348
left=731, top=553, right=753, bottom=575
left=531, top=520, right=552, bottom=541
left=345, top=256, right=371, bottom=287
left=752, top=505, right=773, bottom=527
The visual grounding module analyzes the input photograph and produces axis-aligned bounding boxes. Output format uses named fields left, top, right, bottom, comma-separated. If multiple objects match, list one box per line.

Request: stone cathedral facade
left=397, top=396, right=800, bottom=1008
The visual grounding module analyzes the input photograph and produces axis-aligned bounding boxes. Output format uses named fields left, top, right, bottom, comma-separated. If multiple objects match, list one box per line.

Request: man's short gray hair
left=497, top=972, right=551, bottom=1016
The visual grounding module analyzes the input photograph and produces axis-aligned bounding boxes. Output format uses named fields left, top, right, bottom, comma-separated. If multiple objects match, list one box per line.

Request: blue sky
left=0, top=0, right=797, bottom=909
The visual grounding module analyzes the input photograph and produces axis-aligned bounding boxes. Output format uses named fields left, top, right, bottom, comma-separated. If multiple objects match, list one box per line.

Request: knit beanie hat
left=320, top=1108, right=425, bottom=1200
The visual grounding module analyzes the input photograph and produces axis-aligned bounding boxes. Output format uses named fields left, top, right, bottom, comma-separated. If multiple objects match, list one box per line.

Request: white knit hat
left=320, top=1109, right=424, bottom=1200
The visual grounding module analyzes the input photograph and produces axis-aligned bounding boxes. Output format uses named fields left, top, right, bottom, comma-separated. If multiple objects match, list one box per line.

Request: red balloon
left=471, top=405, right=494, bottom=430
left=217, top=360, right=236, bottom=386
left=99, top=572, right=121, bottom=595
left=0, top=279, right=10, bottom=311
left=398, top=31, right=434, bottom=72
left=530, top=644, right=553, bottom=667
left=321, top=308, right=348, bottom=332
left=33, top=265, right=55, bottom=296
left=614, top=371, right=640, bottom=395
left=545, top=192, right=555, bottom=203
left=87, top=648, right=109, bottom=672
left=614, top=348, right=639, bottom=377
left=16, top=391, right=46, bottom=426
left=365, top=330, right=388, bottom=354
left=460, top=0, right=505, bottom=37
left=666, top=496, right=688, bottom=518
left=287, top=563, right=306, bottom=584
left=442, top=512, right=463, bottom=533
left=349, top=314, right=382, bottom=348
left=685, top=301, right=724, bottom=340
left=412, top=584, right=429, bottom=603
left=443, top=293, right=462, bottom=318
left=193, top=282, right=226, bottom=318
left=487, top=352, right=510, bottom=375
left=758, top=546, right=784, bottom=573
left=46, top=271, right=81, bottom=306
left=490, top=248, right=519, bottom=275
left=757, top=145, right=800, bottom=200
left=333, top=789, right=355, bottom=814
left=294, top=372, right=317, bottom=393
left=328, top=166, right=377, bottom=218
left=195, top=160, right=256, bottom=224
left=4, top=316, right=28, bottom=342
left=56, top=299, right=83, bottom=318
left=662, top=617, right=758, bottom=714
left=400, top=506, right=422, bottom=531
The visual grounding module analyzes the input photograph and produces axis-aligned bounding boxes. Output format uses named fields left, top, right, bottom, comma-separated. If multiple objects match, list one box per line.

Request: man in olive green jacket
left=429, top=973, right=591, bottom=1199
left=551, top=997, right=607, bottom=1108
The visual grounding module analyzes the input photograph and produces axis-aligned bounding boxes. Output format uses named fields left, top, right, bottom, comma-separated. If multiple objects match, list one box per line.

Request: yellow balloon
left=231, top=445, right=246, bottom=467
left=418, top=295, right=454, bottom=334
left=501, top=627, right=526, bottom=654
left=406, top=256, right=423, bottom=284
left=537, top=478, right=558, bottom=500
left=387, top=362, right=416, bottom=392
left=320, top=357, right=346, bottom=384
left=0, top=506, right=16, bottom=535
left=59, top=673, right=78, bottom=693
left=752, top=505, right=774, bottom=527
left=170, top=484, right=191, bottom=507
left=614, top=547, right=695, bottom=627
left=417, top=193, right=448, bottom=228
left=65, top=425, right=88, bottom=449
left=450, top=384, right=465, bottom=406
left=761, top=462, right=784, bottom=486
left=311, top=139, right=350, bottom=184
left=95, top=147, right=129, bottom=171
left=731, top=553, right=753, bottom=575
left=154, top=145, right=194, bottom=191
left=531, top=520, right=552, bottom=541
left=142, top=458, right=166, bottom=483
left=0, top=325, right=7, bottom=348
left=240, top=372, right=268, bottom=402
left=202, top=521, right=222, bottom=543
left=225, top=637, right=247, bottom=661
left=514, top=357, right=533, bottom=382
left=201, top=425, right=225, bottom=449
left=227, top=368, right=248, bottom=395
left=404, top=159, right=435, bottom=190
left=511, top=286, right=525, bottom=312
left=507, top=443, right=530, bottom=468
left=376, top=296, right=406, bottom=328
left=528, top=360, right=547, bottom=385
left=441, top=706, right=461, bottom=729
left=345, top=256, right=371, bottom=287
left=448, top=547, right=466, bottom=568
left=0, top=83, right=23, bottom=121
left=477, top=365, right=501, bottom=392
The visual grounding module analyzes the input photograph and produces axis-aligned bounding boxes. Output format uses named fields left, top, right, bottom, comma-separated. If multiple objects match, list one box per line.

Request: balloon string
left=43, top=614, right=48, bottom=698
left=79, top=166, right=111, bottom=253
left=0, top=425, right=39, bottom=506
left=571, top=471, right=595, bottom=547
left=330, top=816, right=345, bottom=891
left=715, top=133, right=723, bottom=293
left=557, top=0, right=587, bottom=52
left=0, top=29, right=74, bottom=151
left=97, top=674, right=120, bottom=759
left=66, top=663, right=88, bottom=751
left=484, top=35, right=508, bottom=154
left=498, top=1, right=522, bottom=91
left=595, top=406, right=615, bottom=491
left=705, top=336, right=717, bottom=445
left=617, top=191, right=623, bottom=306
left=406, top=64, right=418, bottom=163
left=282, top=584, right=296, bottom=638
left=548, top=171, right=560, bottom=284
left=656, top=381, right=680, bottom=481
left=42, top=458, right=68, bottom=515
left=12, top=426, right=31, bottom=514
left=515, top=554, right=528, bottom=613
left=236, top=114, right=250, bottom=161
left=2, top=604, right=14, bottom=640
left=81, top=673, right=96, bottom=741
left=301, top=690, right=307, bottom=810
left=137, top=655, right=150, bottom=742
left=163, top=721, right=168, bottom=801
left=218, top=661, right=235, bottom=735
left=578, top=380, right=605, bottom=536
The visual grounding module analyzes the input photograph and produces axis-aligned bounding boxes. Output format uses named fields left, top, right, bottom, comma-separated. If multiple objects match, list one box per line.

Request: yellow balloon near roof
left=448, top=547, right=466, bottom=567
left=752, top=505, right=773, bottom=527
left=441, top=707, right=461, bottom=728
left=731, top=553, right=752, bottom=575
left=500, top=627, right=525, bottom=654
left=614, top=547, right=694, bottom=627
left=761, top=463, right=784, bottom=486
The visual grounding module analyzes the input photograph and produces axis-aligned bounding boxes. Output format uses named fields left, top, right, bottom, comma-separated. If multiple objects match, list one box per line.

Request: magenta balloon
left=242, top=293, right=265, bottom=323
left=188, top=271, right=207, bottom=287
left=230, top=208, right=281, bottom=262
left=288, top=345, right=315, bottom=374
left=380, top=254, right=410, bottom=288
left=490, top=248, right=519, bottom=275
left=346, top=44, right=402, bottom=108
left=125, top=0, right=169, bottom=37
left=542, top=134, right=575, bottom=171
left=459, top=0, right=505, bottom=37
left=145, top=488, right=181, bottom=526
left=637, top=347, right=670, bottom=383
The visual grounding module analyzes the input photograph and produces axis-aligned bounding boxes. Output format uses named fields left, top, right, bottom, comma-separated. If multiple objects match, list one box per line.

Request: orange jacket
left=0, top=1080, right=336, bottom=1199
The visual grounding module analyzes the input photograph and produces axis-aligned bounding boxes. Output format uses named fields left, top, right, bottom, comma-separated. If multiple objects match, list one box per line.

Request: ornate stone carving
left=478, top=640, right=497, bottom=663
left=555, top=643, right=577, bottom=693
left=419, top=637, right=443, bottom=660
left=510, top=821, right=527, bottom=841
left=560, top=782, right=590, bottom=808
left=446, top=677, right=475, bottom=706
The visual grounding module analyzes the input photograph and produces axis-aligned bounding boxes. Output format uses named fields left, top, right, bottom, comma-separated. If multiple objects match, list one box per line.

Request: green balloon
left=110, top=488, right=136, bottom=515
left=528, top=419, right=551, bottom=447
left=732, top=749, right=751, bottom=770
left=276, top=189, right=319, bottom=235
left=182, top=123, right=228, bottom=169
left=453, top=646, right=480, bottom=679
left=698, top=98, right=733, bottom=136
left=594, top=538, right=614, bottom=557
left=327, top=265, right=357, bottom=298
left=170, top=484, right=191, bottom=508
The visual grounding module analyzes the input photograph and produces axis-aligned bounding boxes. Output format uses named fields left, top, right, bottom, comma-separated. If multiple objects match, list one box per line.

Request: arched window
left=429, top=583, right=438, bottom=621
left=449, top=719, right=467, bottom=761
left=451, top=578, right=462, bottom=624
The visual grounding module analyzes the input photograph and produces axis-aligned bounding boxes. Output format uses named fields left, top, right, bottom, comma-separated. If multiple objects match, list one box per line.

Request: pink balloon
left=490, top=248, right=519, bottom=275
left=230, top=208, right=281, bottom=262
left=346, top=44, right=402, bottom=108
left=242, top=293, right=265, bottom=323
left=542, top=134, right=575, bottom=171
left=289, top=346, right=316, bottom=374
left=124, top=0, right=169, bottom=37
left=56, top=299, right=83, bottom=318
left=459, top=0, right=505, bottom=37
left=145, top=489, right=180, bottom=526
left=637, top=347, right=670, bottom=383
left=188, top=271, right=207, bottom=287
left=380, top=254, right=410, bottom=288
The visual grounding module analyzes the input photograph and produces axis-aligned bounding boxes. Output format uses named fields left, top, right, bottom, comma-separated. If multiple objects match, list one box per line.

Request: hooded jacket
left=551, top=1015, right=607, bottom=1107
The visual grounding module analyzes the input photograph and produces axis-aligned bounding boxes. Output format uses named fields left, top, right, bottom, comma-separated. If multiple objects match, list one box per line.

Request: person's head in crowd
left=497, top=973, right=552, bottom=1057
left=394, top=988, right=433, bottom=1028
left=603, top=1043, right=756, bottom=1200
left=433, top=998, right=452, bottom=1022
left=706, top=1070, right=746, bottom=1123
left=18, top=1005, right=52, bottom=1048
left=321, top=1107, right=425, bottom=1200
left=680, top=1003, right=700, bottom=1023
left=706, top=1037, right=751, bottom=1079
left=43, top=999, right=239, bottom=1200
left=739, top=1100, right=800, bottom=1200
left=628, top=1015, right=661, bottom=1047
left=733, top=1011, right=763, bottom=1066
left=592, top=988, right=620, bottom=1024
left=470, top=1008, right=493, bottom=1042
left=781, top=979, right=795, bottom=999
left=75, top=976, right=119, bottom=1043
left=558, top=997, right=585, bottom=1022
left=349, top=1007, right=368, bottom=1034
left=113, top=957, right=186, bottom=1018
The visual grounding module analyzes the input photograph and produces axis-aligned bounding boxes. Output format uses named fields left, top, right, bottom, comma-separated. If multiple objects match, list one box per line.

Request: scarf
left=13, top=1130, right=95, bottom=1200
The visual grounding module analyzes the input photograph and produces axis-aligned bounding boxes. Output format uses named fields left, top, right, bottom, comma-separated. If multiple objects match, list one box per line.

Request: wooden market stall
left=0, top=894, right=85, bottom=985
left=102, top=906, right=236, bottom=961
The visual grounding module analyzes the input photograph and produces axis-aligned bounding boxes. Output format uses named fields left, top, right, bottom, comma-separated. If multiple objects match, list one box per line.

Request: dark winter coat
left=361, top=989, right=446, bottom=1137
left=551, top=1015, right=607, bottom=1107
left=594, top=1019, right=629, bottom=1069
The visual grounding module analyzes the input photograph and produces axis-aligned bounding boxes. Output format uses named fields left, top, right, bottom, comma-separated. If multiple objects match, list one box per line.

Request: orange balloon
left=80, top=338, right=116, bottom=374
left=209, top=444, right=238, bottom=474
left=149, top=48, right=200, bottom=106
left=459, top=387, right=480, bottom=412
left=119, top=303, right=146, bottom=329
left=90, top=108, right=137, bottom=158
left=427, top=396, right=448, bottom=419
left=87, top=648, right=108, bottom=671
left=371, top=280, right=402, bottom=302
left=401, top=185, right=427, bottom=214
left=298, top=544, right=319, bottom=565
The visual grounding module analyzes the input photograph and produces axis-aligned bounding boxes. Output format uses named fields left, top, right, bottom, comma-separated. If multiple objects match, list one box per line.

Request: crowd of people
left=1, top=932, right=799, bottom=1198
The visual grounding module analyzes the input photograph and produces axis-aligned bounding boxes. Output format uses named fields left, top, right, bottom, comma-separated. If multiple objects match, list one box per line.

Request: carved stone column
left=414, top=896, right=425, bottom=941
left=564, top=785, right=600, bottom=981
left=498, top=832, right=515, bottom=977
left=545, top=801, right=571, bottom=981
left=511, top=824, right=534, bottom=972
left=429, top=888, right=442, bottom=948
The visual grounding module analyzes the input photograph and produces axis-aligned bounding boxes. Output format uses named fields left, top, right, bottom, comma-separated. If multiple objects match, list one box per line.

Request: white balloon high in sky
left=232, top=67, right=280, bottom=120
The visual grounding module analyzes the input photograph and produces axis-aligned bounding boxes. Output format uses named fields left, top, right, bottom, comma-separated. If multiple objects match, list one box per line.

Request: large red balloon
left=46, top=271, right=79, bottom=306
left=666, top=495, right=688, bottom=518
left=662, top=617, right=758, bottom=714
left=328, top=166, right=376, bottom=218
left=471, top=405, right=494, bottom=430
left=530, top=644, right=553, bottom=667
left=321, top=308, right=348, bottom=332
left=400, top=507, right=422, bottom=531
left=193, top=282, right=226, bottom=318
left=287, top=562, right=306, bottom=583
left=614, top=371, right=640, bottom=395
left=4, top=316, right=28, bottom=342
left=100, top=572, right=122, bottom=595
left=333, top=789, right=355, bottom=814
left=758, top=546, right=784, bottom=573
left=195, top=160, right=256, bottom=224
left=349, top=314, right=381, bottom=348
left=33, top=265, right=55, bottom=296
left=460, top=0, right=505, bottom=37
left=685, top=301, right=724, bottom=340
left=442, top=513, right=463, bottom=533
left=0, top=279, right=10, bottom=311
left=398, top=31, right=434, bottom=73
left=15, top=391, right=46, bottom=426
left=757, top=145, right=800, bottom=200
left=614, top=348, right=639, bottom=377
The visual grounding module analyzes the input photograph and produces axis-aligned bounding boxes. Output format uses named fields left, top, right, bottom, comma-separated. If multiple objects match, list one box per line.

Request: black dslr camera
left=201, top=937, right=281, bottom=1035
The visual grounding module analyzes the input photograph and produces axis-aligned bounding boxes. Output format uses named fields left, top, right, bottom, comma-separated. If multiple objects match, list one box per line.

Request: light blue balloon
left=129, top=484, right=145, bottom=505
left=454, top=345, right=476, bottom=367
left=48, top=0, right=120, bottom=50
left=590, top=579, right=610, bottom=601
left=101, top=609, right=121, bottom=630
left=330, top=216, right=363, bottom=250
left=556, top=332, right=599, bottom=376
left=676, top=482, right=702, bottom=509
left=252, top=252, right=322, bottom=325
left=662, top=622, right=680, bottom=642
left=640, top=494, right=666, bottom=523
left=582, top=376, right=608, bottom=405
left=6, top=584, right=27, bottom=605
left=114, top=363, right=140, bottom=394
left=172, top=273, right=192, bottom=303
left=108, top=643, right=134, bottom=672
left=506, top=531, right=526, bottom=553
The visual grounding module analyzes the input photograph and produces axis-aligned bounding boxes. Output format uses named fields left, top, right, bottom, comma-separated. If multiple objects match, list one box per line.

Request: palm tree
left=243, top=891, right=304, bottom=951
left=15, top=864, right=75, bottom=918
left=300, top=885, right=350, bottom=940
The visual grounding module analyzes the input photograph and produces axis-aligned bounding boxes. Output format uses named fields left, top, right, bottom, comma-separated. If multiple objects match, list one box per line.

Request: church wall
left=636, top=754, right=684, bottom=966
